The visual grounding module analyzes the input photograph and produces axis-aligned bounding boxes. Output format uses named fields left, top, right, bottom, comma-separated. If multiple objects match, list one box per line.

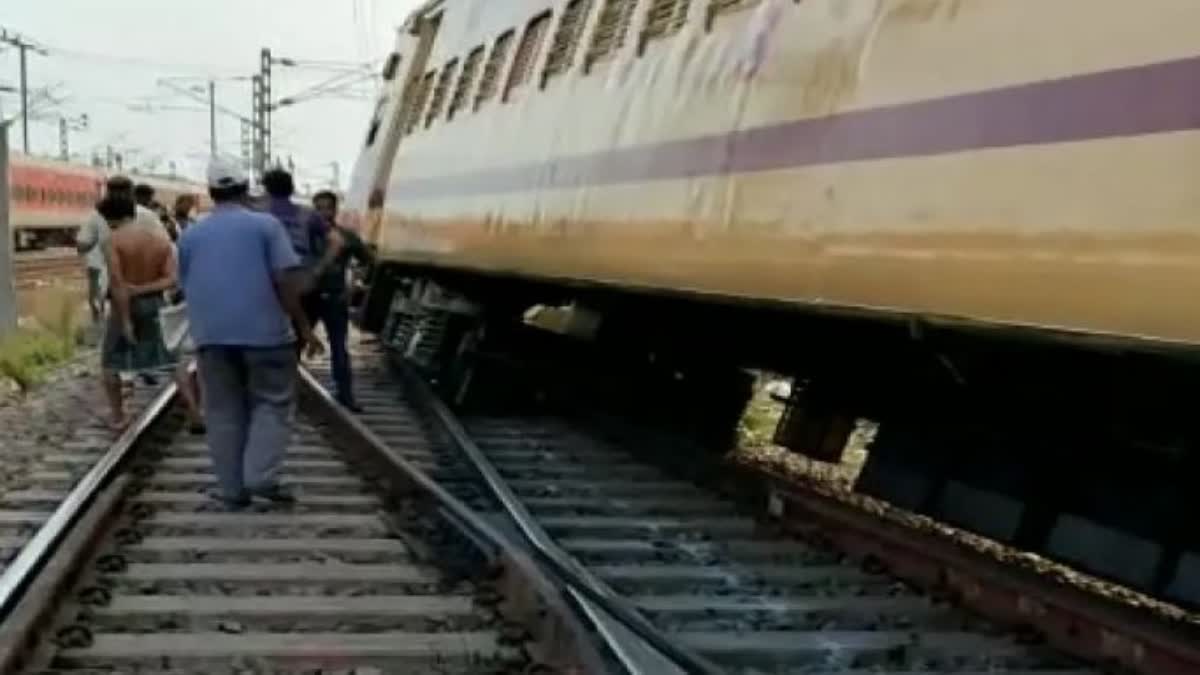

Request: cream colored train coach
left=349, top=0, right=1200, bottom=607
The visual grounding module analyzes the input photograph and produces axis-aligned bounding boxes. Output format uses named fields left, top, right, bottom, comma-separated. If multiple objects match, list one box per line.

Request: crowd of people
left=77, top=157, right=372, bottom=509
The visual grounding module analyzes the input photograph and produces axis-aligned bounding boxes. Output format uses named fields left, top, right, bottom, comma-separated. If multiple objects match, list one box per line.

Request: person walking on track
left=309, top=190, right=372, bottom=412
left=78, top=176, right=167, bottom=325
left=98, top=195, right=179, bottom=432
left=259, top=168, right=343, bottom=420
left=77, top=193, right=113, bottom=326
left=261, top=168, right=335, bottom=283
left=178, top=158, right=324, bottom=510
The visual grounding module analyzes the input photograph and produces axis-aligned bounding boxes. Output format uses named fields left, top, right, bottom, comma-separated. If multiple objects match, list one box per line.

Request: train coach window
left=543, top=0, right=593, bottom=85
left=475, top=31, right=515, bottom=110
left=425, top=59, right=458, bottom=127
left=705, top=0, right=761, bottom=28
left=365, top=97, right=387, bottom=146
left=448, top=46, right=484, bottom=120
left=505, top=12, right=551, bottom=100
left=587, top=0, right=636, bottom=68
left=644, top=0, right=690, bottom=41
left=405, top=71, right=436, bottom=135
left=381, top=52, right=402, bottom=81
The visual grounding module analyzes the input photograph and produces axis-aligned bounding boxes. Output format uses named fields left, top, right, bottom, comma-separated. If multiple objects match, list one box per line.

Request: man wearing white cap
left=177, top=157, right=324, bottom=509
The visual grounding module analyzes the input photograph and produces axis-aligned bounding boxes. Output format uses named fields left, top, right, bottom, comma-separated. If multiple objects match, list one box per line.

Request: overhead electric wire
left=38, top=46, right=244, bottom=75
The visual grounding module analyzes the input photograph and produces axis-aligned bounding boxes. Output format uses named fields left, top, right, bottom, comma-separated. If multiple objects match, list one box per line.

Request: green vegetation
left=737, top=376, right=784, bottom=448
left=0, top=288, right=85, bottom=394
left=0, top=330, right=76, bottom=392
left=733, top=373, right=875, bottom=491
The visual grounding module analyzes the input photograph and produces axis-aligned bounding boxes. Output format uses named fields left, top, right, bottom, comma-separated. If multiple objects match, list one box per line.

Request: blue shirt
left=178, top=204, right=300, bottom=348
left=266, top=197, right=326, bottom=267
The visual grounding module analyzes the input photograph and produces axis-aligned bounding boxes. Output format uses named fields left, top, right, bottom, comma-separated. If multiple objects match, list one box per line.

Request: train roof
left=9, top=153, right=205, bottom=192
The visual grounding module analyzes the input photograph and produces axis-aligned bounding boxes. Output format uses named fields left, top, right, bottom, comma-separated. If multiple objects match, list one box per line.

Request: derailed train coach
left=7, top=154, right=208, bottom=250
left=348, top=0, right=1200, bottom=607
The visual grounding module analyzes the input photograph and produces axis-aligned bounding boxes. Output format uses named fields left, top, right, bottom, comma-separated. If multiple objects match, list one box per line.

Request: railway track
left=13, top=252, right=81, bottom=289
left=0, top=364, right=608, bottom=673
left=318, top=342, right=1200, bottom=675
left=2, top=340, right=1197, bottom=673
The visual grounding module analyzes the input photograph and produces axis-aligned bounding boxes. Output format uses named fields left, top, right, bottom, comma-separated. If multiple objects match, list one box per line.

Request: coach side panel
left=377, top=0, right=1200, bottom=348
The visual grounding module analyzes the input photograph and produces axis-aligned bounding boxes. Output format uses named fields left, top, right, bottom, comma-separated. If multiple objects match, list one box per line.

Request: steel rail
left=0, top=381, right=178, bottom=618
left=394, top=360, right=725, bottom=675
left=296, top=366, right=612, bottom=674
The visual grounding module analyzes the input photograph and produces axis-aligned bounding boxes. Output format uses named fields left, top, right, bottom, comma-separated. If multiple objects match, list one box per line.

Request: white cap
left=206, top=156, right=248, bottom=189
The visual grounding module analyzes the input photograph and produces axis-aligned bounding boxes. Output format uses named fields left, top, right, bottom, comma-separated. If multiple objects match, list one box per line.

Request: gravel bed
left=732, top=436, right=1200, bottom=630
left=0, top=349, right=119, bottom=498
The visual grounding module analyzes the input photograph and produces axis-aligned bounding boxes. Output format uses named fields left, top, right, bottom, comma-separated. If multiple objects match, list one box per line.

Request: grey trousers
left=197, top=345, right=296, bottom=500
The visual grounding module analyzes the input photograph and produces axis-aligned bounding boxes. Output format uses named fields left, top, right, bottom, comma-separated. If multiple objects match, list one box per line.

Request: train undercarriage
left=359, top=261, right=1200, bottom=611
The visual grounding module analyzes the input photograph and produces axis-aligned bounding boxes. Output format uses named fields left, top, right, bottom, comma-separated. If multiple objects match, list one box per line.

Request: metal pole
left=240, top=118, right=251, bottom=170
left=0, top=123, right=17, bottom=336
left=58, top=116, right=67, bottom=160
left=260, top=49, right=272, bottom=169
left=18, top=45, right=28, bottom=154
left=208, top=80, right=217, bottom=156
left=251, top=75, right=263, bottom=179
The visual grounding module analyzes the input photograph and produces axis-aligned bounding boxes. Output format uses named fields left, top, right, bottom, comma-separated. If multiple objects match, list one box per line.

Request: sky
left=0, top=0, right=419, bottom=190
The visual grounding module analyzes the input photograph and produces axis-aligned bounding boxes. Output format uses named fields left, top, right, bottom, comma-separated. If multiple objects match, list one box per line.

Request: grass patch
left=0, top=287, right=84, bottom=394
left=733, top=373, right=875, bottom=490
left=737, top=376, right=785, bottom=448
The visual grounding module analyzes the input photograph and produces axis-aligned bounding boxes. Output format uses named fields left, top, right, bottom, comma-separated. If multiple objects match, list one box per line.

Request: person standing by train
left=178, top=158, right=324, bottom=509
left=259, top=169, right=344, bottom=356
left=308, top=190, right=372, bottom=412
left=260, top=169, right=331, bottom=274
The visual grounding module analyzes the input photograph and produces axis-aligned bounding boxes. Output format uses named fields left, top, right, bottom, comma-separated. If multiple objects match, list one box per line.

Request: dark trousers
left=304, top=293, right=354, bottom=405
left=198, top=345, right=296, bottom=499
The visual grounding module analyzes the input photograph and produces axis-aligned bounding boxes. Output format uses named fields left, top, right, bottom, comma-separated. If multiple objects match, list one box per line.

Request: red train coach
left=8, top=155, right=104, bottom=250
left=7, top=154, right=208, bottom=251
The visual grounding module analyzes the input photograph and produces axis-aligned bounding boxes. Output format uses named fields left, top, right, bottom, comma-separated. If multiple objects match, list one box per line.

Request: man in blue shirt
left=260, top=168, right=345, bottom=356
left=261, top=168, right=327, bottom=272
left=178, top=158, right=323, bottom=509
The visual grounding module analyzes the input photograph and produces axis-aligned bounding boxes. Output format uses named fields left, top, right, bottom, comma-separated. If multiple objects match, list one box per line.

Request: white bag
left=159, top=302, right=194, bottom=355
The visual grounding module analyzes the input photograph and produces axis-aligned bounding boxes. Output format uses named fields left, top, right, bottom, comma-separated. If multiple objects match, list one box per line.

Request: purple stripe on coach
left=392, top=55, right=1200, bottom=199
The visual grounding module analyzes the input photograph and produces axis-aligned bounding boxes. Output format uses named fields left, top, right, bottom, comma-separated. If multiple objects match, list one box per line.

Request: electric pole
left=57, top=114, right=88, bottom=161
left=251, top=48, right=273, bottom=179
left=208, top=80, right=217, bottom=156
left=262, top=48, right=272, bottom=169
left=331, top=161, right=340, bottom=188
left=240, top=118, right=252, bottom=170
left=19, top=48, right=27, bottom=153
left=0, top=121, right=16, bottom=336
left=0, top=29, right=47, bottom=154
